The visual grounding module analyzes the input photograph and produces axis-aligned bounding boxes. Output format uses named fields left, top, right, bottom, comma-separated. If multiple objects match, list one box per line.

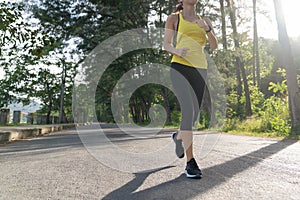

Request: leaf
left=0, top=22, right=5, bottom=31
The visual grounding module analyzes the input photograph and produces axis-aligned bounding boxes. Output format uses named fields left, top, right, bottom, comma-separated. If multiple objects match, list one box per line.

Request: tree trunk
left=46, top=103, right=52, bottom=124
left=62, top=108, right=68, bottom=123
left=227, top=0, right=252, bottom=117
left=141, top=98, right=147, bottom=123
left=253, top=0, right=261, bottom=89
left=133, top=99, right=141, bottom=123
left=220, top=0, right=228, bottom=50
left=59, top=59, right=66, bottom=123
left=142, top=97, right=150, bottom=122
left=273, top=0, right=300, bottom=133
left=130, top=104, right=135, bottom=122
left=226, top=0, right=243, bottom=116
left=240, top=61, right=252, bottom=116
left=46, top=79, right=52, bottom=124
left=220, top=0, right=231, bottom=76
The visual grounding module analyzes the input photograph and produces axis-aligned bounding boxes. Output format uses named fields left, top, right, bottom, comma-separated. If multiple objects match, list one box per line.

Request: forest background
left=0, top=0, right=299, bottom=138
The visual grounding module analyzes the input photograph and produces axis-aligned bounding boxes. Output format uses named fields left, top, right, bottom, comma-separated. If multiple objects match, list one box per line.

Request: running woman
left=163, top=0, right=218, bottom=179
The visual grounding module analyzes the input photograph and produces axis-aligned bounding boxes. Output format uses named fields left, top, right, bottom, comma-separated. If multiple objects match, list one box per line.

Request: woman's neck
left=182, top=4, right=196, bottom=17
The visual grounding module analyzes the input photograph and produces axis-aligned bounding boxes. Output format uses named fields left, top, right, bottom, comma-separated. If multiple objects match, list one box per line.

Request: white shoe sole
left=184, top=170, right=202, bottom=179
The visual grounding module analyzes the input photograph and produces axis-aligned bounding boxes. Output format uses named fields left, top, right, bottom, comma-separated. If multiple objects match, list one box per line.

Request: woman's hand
left=175, top=47, right=190, bottom=58
left=195, top=17, right=218, bottom=49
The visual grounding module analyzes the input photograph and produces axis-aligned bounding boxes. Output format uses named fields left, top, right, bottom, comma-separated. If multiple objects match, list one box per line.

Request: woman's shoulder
left=165, top=13, right=179, bottom=30
left=167, top=13, right=179, bottom=22
left=166, top=13, right=179, bottom=28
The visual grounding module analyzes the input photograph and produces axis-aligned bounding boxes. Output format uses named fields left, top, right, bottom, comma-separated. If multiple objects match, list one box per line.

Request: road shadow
left=103, top=139, right=297, bottom=200
left=102, top=166, right=176, bottom=200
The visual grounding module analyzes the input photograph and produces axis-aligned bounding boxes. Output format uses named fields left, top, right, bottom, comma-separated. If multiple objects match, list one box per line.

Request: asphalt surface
left=0, top=124, right=299, bottom=200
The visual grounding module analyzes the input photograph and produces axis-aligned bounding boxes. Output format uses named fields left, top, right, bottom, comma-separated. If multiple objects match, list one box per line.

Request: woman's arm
left=195, top=17, right=218, bottom=50
left=164, top=14, right=189, bottom=58
left=203, top=17, right=218, bottom=50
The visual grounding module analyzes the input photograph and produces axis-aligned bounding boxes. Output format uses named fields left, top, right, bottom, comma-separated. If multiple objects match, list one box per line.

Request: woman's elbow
left=163, top=43, right=168, bottom=51
left=164, top=43, right=173, bottom=53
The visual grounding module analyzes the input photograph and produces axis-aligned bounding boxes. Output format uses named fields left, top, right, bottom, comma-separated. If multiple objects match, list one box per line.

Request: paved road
left=0, top=125, right=56, bottom=130
left=0, top=124, right=299, bottom=200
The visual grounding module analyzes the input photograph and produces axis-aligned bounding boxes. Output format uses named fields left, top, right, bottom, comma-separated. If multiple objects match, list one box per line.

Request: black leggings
left=170, top=62, right=207, bottom=131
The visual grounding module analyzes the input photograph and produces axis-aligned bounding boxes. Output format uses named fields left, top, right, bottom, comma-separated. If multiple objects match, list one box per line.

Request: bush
left=198, top=109, right=210, bottom=129
left=222, top=95, right=291, bottom=137
left=170, top=110, right=181, bottom=125
left=260, top=95, right=291, bottom=135
left=249, top=85, right=266, bottom=115
left=222, top=118, right=239, bottom=132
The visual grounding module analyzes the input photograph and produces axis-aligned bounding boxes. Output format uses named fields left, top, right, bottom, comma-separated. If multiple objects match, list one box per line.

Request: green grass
left=219, top=116, right=300, bottom=139
left=130, top=120, right=300, bottom=140
left=229, top=130, right=299, bottom=140
left=223, top=130, right=296, bottom=139
left=0, top=123, right=32, bottom=127
left=195, top=128, right=299, bottom=140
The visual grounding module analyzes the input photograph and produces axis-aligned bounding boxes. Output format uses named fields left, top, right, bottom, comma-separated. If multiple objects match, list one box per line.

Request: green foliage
left=170, top=110, right=181, bottom=124
left=226, top=90, right=245, bottom=119
left=249, top=85, right=265, bottom=115
left=0, top=1, right=55, bottom=109
left=267, top=68, right=288, bottom=97
left=261, top=96, right=291, bottom=135
left=223, top=75, right=291, bottom=136
left=268, top=80, right=287, bottom=94
left=0, top=0, right=298, bottom=136
left=30, top=68, right=60, bottom=110
left=223, top=95, right=291, bottom=136
left=0, top=2, right=29, bottom=52
left=235, top=117, right=262, bottom=133
left=198, top=110, right=210, bottom=130
left=222, top=118, right=240, bottom=132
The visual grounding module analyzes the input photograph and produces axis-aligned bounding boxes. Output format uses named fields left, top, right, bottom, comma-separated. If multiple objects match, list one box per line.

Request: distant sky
left=257, top=0, right=300, bottom=39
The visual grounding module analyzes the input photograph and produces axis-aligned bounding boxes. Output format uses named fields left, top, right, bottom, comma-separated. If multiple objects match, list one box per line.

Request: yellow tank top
left=171, top=13, right=207, bottom=69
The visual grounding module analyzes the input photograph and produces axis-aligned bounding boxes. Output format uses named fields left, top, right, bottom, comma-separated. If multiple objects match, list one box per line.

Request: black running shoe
left=172, top=131, right=184, bottom=158
left=185, top=158, right=202, bottom=179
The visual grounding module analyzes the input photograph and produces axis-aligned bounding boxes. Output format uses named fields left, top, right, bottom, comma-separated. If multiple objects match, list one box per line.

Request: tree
left=30, top=68, right=60, bottom=124
left=30, top=0, right=80, bottom=122
left=0, top=2, right=31, bottom=56
left=227, top=0, right=252, bottom=117
left=273, top=0, right=300, bottom=133
left=253, top=0, right=261, bottom=89
left=220, top=0, right=227, bottom=51
left=0, top=2, right=48, bottom=108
